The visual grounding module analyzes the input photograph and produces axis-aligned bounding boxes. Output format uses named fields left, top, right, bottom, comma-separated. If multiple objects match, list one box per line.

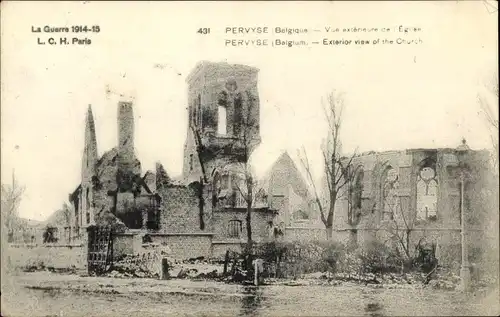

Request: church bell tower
left=182, top=61, right=262, bottom=184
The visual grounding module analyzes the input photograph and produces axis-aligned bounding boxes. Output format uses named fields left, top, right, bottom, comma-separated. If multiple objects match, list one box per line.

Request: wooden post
left=223, top=250, right=229, bottom=276
left=231, top=258, right=237, bottom=276
left=161, top=258, right=169, bottom=280
left=254, top=260, right=258, bottom=286
left=253, top=259, right=263, bottom=286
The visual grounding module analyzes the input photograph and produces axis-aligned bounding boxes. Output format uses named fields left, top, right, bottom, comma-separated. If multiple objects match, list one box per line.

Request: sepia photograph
left=1, top=1, right=499, bottom=316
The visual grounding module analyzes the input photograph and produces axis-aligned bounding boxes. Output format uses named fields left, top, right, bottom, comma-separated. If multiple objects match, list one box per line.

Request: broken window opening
left=349, top=168, right=364, bottom=225
left=381, top=166, right=399, bottom=221
left=417, top=164, right=438, bottom=221
left=218, top=106, right=227, bottom=135
left=217, top=91, right=228, bottom=136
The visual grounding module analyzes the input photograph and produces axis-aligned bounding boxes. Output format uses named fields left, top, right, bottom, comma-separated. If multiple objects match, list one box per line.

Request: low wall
left=112, top=232, right=213, bottom=261
left=5, top=244, right=86, bottom=270
left=152, top=234, right=213, bottom=260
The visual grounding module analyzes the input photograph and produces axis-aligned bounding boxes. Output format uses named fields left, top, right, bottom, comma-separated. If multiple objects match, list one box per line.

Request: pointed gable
left=263, top=151, right=310, bottom=199
left=182, top=127, right=204, bottom=185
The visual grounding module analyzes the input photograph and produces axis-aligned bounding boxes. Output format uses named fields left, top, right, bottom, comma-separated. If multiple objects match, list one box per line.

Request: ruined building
left=329, top=142, right=496, bottom=267
left=68, top=61, right=494, bottom=265
left=69, top=102, right=160, bottom=233
left=70, top=61, right=282, bottom=259
left=259, top=151, right=321, bottom=229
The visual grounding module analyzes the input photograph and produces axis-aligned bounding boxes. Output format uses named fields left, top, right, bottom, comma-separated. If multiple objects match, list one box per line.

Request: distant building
left=260, top=151, right=321, bottom=228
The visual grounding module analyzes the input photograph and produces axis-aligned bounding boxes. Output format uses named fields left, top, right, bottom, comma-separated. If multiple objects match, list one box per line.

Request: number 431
left=197, top=28, right=210, bottom=34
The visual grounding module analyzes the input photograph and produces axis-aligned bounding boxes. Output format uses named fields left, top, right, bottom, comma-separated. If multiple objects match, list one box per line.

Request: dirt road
left=2, top=272, right=498, bottom=316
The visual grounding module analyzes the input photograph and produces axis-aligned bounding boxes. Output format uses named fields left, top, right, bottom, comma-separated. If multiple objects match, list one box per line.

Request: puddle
left=239, top=285, right=264, bottom=317
left=365, top=302, right=384, bottom=317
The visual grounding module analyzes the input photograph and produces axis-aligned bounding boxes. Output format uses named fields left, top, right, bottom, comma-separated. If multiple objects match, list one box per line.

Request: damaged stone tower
left=182, top=61, right=262, bottom=184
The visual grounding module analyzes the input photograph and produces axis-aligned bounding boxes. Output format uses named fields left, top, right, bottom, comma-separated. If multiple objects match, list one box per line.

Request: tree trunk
left=246, top=176, right=253, bottom=246
left=198, top=178, right=205, bottom=230
left=246, top=202, right=252, bottom=245
left=325, top=203, right=335, bottom=240
left=326, top=225, right=333, bottom=240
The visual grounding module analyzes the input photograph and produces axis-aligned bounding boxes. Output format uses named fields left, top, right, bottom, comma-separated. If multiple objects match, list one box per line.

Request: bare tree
left=477, top=70, right=499, bottom=172
left=299, top=90, right=357, bottom=239
left=61, top=202, right=73, bottom=227
left=376, top=196, right=417, bottom=263
left=231, top=89, right=261, bottom=250
left=1, top=171, right=25, bottom=233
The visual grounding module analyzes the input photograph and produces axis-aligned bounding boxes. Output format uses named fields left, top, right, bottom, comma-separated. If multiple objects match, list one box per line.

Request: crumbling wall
left=112, top=232, right=212, bottom=261
left=150, top=234, right=212, bottom=260
left=158, top=185, right=204, bottom=233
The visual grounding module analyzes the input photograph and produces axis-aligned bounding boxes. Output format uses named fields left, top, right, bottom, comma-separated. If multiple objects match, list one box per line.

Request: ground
left=1, top=271, right=499, bottom=316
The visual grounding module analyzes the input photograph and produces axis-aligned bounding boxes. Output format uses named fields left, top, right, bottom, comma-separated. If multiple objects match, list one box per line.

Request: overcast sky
left=1, top=1, right=498, bottom=221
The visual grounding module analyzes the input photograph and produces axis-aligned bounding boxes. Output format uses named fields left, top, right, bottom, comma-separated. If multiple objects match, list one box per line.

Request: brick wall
left=112, top=232, right=213, bottom=261
left=159, top=185, right=205, bottom=233
left=211, top=209, right=275, bottom=243
left=150, top=234, right=213, bottom=260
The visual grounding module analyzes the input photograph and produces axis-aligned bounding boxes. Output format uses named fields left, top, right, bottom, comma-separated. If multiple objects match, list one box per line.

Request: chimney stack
left=117, top=101, right=136, bottom=171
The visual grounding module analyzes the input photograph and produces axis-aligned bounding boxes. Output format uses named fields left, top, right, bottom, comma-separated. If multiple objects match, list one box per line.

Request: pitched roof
left=259, top=151, right=311, bottom=199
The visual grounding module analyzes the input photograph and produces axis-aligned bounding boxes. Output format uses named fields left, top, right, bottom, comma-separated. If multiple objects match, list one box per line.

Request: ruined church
left=68, top=61, right=495, bottom=265
left=69, top=61, right=304, bottom=259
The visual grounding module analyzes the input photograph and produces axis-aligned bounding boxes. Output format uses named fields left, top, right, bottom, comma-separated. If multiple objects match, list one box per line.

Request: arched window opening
left=353, top=170, right=364, bottom=209
left=218, top=106, right=227, bottom=135
left=417, top=164, right=438, bottom=221
left=229, top=174, right=243, bottom=207
left=381, top=166, right=399, bottom=221
left=217, top=91, right=228, bottom=135
left=228, top=220, right=242, bottom=238
left=212, top=172, right=221, bottom=208
left=349, top=168, right=364, bottom=224
left=221, top=173, right=229, bottom=191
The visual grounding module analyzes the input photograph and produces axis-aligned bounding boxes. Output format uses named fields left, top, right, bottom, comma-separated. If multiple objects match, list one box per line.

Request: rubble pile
left=106, top=252, right=166, bottom=279
left=426, top=270, right=461, bottom=290
left=168, top=257, right=224, bottom=280
left=299, top=270, right=465, bottom=290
